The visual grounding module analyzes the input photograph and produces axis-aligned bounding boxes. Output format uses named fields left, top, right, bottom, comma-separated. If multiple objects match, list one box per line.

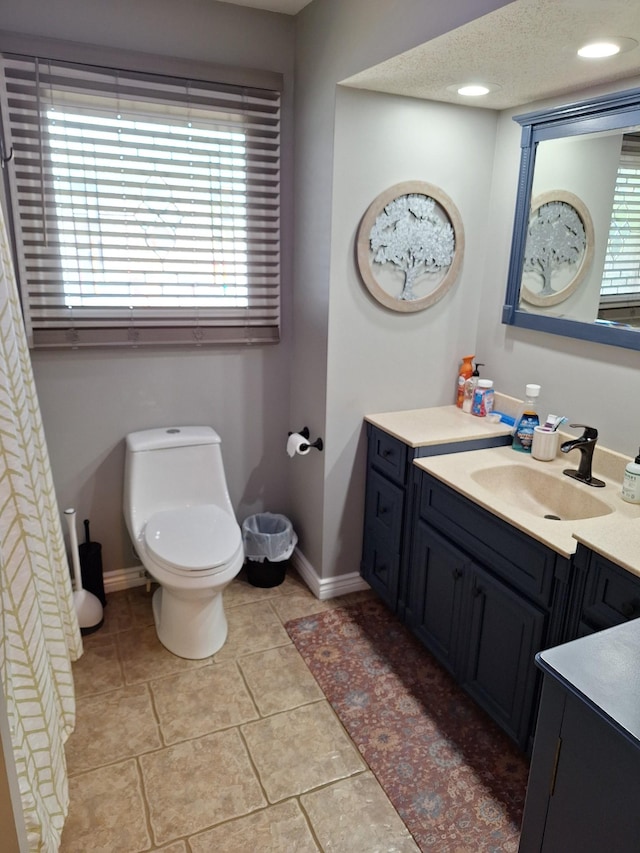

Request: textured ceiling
left=341, top=0, right=640, bottom=110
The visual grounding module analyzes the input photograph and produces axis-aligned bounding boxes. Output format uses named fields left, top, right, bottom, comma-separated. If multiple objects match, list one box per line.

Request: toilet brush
left=65, top=508, right=104, bottom=634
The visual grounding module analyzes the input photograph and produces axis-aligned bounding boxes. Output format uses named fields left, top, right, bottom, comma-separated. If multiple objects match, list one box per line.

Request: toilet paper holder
left=288, top=426, right=324, bottom=452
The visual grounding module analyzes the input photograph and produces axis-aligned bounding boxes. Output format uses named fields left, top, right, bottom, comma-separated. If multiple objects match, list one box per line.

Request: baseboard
left=103, top=564, right=149, bottom=594
left=103, top=549, right=370, bottom=601
left=290, top=548, right=370, bottom=601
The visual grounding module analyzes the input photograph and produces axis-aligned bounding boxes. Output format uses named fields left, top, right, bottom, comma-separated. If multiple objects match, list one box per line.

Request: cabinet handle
left=474, top=585, right=485, bottom=598
left=382, top=448, right=393, bottom=458
left=452, top=568, right=463, bottom=581
left=621, top=601, right=639, bottom=619
left=379, top=506, right=388, bottom=516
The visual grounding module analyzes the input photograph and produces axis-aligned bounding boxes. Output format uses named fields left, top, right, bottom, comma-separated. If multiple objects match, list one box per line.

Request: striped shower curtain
left=0, top=207, right=82, bottom=849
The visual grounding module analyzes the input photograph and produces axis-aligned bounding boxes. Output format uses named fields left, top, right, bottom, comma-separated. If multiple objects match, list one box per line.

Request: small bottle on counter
left=471, top=379, right=494, bottom=417
left=456, top=354, right=475, bottom=408
left=512, top=384, right=541, bottom=453
left=462, top=362, right=484, bottom=414
left=622, top=448, right=640, bottom=504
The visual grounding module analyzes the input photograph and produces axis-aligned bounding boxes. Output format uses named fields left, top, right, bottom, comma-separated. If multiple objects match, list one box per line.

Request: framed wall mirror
left=502, top=86, right=640, bottom=351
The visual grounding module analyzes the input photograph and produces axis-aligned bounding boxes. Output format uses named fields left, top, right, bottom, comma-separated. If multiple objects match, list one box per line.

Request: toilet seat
left=144, top=504, right=241, bottom=574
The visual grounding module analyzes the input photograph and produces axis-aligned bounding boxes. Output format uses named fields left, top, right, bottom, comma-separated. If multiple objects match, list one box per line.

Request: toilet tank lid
left=126, top=426, right=221, bottom=453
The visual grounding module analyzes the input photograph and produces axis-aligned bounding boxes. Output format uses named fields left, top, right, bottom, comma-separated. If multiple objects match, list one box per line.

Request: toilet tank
left=124, top=426, right=235, bottom=539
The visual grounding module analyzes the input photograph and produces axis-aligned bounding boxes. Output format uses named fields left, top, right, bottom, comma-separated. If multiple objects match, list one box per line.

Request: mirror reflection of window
left=599, top=132, right=640, bottom=328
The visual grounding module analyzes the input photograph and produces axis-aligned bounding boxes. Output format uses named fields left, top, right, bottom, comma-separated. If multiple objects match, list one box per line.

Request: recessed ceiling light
left=457, top=84, right=490, bottom=97
left=446, top=82, right=501, bottom=98
left=577, top=37, right=638, bottom=59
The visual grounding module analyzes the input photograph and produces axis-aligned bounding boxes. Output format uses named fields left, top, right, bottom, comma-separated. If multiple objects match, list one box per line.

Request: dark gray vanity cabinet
left=519, top=622, right=640, bottom=853
left=409, top=471, right=571, bottom=750
left=566, top=543, right=640, bottom=638
left=361, top=423, right=511, bottom=618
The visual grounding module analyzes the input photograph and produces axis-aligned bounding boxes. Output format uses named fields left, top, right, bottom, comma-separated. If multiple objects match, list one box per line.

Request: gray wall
left=0, top=0, right=296, bottom=573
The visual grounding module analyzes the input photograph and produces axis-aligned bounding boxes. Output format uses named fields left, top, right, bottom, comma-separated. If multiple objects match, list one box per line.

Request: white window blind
left=601, top=133, right=640, bottom=303
left=0, top=44, right=281, bottom=347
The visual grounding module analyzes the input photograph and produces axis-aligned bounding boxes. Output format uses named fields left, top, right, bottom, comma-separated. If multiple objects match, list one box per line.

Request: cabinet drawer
left=362, top=530, right=400, bottom=608
left=583, top=556, right=640, bottom=629
left=368, top=427, right=408, bottom=486
left=419, top=473, right=556, bottom=607
left=364, top=468, right=405, bottom=552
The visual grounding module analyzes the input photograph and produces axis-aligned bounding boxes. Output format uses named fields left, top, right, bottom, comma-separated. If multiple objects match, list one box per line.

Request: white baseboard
left=290, top=548, right=370, bottom=601
left=103, top=564, right=149, bottom=594
left=103, top=549, right=370, bottom=601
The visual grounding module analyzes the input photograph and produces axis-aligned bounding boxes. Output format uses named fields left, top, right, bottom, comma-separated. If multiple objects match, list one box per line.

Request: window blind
left=601, top=133, right=640, bottom=303
left=0, top=45, right=281, bottom=347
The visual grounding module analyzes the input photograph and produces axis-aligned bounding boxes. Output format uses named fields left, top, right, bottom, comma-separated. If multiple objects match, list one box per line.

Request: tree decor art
left=520, top=191, right=594, bottom=308
left=357, top=181, right=464, bottom=312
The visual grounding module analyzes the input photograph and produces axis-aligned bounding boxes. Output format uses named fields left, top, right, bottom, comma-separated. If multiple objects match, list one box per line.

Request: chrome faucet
left=560, top=424, right=605, bottom=488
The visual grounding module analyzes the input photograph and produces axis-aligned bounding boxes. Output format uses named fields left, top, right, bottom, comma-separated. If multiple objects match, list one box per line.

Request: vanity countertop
left=537, top=618, right=640, bottom=747
left=414, top=444, right=640, bottom=567
left=364, top=402, right=514, bottom=448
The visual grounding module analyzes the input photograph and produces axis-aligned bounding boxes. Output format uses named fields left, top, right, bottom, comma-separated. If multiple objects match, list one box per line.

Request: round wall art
left=520, top=190, right=594, bottom=308
left=356, top=180, right=464, bottom=312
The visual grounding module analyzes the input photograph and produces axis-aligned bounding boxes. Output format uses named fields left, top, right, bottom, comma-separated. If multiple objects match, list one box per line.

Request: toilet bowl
left=123, top=426, right=244, bottom=659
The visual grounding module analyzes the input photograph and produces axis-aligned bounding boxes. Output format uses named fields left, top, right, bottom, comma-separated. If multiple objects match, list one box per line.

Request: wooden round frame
left=520, top=190, right=595, bottom=308
left=356, top=181, right=465, bottom=312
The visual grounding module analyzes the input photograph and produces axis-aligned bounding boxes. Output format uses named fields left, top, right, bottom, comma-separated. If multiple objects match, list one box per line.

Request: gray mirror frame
left=502, top=86, right=640, bottom=351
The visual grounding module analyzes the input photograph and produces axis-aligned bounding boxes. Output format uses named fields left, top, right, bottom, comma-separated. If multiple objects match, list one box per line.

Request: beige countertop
left=414, top=444, right=640, bottom=572
left=364, top=398, right=516, bottom=448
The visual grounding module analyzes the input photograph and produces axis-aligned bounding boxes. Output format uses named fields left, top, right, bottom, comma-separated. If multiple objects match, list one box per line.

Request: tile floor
left=60, top=570, right=420, bottom=852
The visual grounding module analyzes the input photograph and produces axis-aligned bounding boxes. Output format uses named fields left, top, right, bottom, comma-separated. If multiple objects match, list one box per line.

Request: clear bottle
left=471, top=379, right=494, bottom=417
left=512, top=384, right=541, bottom=453
left=462, top=362, right=484, bottom=414
left=622, top=448, right=640, bottom=504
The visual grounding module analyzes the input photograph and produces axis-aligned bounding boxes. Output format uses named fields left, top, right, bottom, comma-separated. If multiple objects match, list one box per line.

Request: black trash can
left=242, top=513, right=297, bottom=588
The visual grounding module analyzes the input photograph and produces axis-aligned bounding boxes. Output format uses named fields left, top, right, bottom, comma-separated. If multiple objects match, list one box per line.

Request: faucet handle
left=568, top=424, right=598, bottom=440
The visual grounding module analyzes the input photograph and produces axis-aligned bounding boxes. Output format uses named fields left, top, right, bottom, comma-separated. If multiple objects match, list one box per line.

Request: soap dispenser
left=622, top=448, right=640, bottom=504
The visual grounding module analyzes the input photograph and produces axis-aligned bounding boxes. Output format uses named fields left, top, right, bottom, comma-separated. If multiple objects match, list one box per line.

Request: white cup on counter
left=531, top=426, right=560, bottom=461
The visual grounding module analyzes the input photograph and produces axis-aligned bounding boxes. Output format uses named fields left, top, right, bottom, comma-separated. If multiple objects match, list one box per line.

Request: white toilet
left=123, top=426, right=244, bottom=659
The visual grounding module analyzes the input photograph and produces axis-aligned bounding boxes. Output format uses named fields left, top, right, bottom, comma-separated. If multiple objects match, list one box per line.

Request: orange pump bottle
left=456, top=355, right=475, bottom=408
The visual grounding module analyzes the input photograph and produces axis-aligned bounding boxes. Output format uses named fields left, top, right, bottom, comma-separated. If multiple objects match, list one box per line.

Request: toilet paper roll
left=287, top=432, right=310, bottom=457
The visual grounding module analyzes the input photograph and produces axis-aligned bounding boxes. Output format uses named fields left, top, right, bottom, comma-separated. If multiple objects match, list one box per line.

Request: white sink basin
left=470, top=464, right=613, bottom=521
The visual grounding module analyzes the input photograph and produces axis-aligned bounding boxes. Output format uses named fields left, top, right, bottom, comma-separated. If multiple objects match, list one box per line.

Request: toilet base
left=152, top=585, right=228, bottom=659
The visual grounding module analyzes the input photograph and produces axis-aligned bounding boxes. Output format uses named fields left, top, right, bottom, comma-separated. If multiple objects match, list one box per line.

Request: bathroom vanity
left=361, top=405, right=640, bottom=751
left=518, top=619, right=640, bottom=852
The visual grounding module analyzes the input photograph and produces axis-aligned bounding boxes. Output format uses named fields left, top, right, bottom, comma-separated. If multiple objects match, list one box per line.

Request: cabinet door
left=462, top=564, right=545, bottom=748
left=408, top=521, right=467, bottom=675
left=361, top=469, right=405, bottom=609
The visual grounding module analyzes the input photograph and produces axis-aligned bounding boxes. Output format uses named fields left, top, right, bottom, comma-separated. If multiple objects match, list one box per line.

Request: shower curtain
left=0, top=205, right=82, bottom=850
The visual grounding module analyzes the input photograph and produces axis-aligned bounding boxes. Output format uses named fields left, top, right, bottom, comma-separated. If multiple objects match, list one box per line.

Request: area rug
left=285, top=598, right=529, bottom=852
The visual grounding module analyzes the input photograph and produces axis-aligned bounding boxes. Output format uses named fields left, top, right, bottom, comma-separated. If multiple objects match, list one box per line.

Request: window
left=600, top=133, right=640, bottom=305
left=0, top=38, right=282, bottom=347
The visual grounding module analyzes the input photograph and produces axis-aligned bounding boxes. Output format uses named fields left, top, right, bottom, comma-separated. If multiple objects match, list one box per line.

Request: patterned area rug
left=285, top=598, right=529, bottom=852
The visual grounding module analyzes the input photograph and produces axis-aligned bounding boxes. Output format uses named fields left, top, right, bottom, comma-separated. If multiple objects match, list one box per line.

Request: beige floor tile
left=66, top=683, right=162, bottom=774
left=117, top=624, right=212, bottom=684
left=150, top=661, right=258, bottom=744
left=225, top=570, right=287, bottom=607
left=241, top=701, right=365, bottom=802
left=71, top=636, right=124, bottom=698
left=94, top=590, right=134, bottom=636
left=214, top=600, right=291, bottom=661
left=151, top=843, right=188, bottom=852
left=127, top=584, right=157, bottom=628
left=271, top=588, right=375, bottom=625
left=60, top=759, right=151, bottom=853
left=239, top=645, right=324, bottom=715
left=189, top=800, right=320, bottom=852
left=139, top=728, right=266, bottom=846
left=301, top=772, right=420, bottom=853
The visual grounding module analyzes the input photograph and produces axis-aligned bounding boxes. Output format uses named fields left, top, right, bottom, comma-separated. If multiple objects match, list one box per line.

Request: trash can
left=242, top=512, right=297, bottom=588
